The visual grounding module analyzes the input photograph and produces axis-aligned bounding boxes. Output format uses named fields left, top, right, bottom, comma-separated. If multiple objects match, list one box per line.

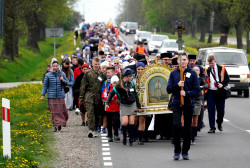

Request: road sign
left=45, top=28, right=64, bottom=58
left=2, top=98, right=11, bottom=159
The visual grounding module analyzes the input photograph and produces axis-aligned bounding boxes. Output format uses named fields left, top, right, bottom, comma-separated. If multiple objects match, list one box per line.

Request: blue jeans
left=207, top=90, right=225, bottom=130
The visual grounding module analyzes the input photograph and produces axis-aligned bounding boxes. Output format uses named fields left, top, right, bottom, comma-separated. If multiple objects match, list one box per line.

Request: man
left=172, top=57, right=178, bottom=70
left=71, top=56, right=78, bottom=72
left=204, top=55, right=229, bottom=133
left=136, top=41, right=148, bottom=55
left=79, top=56, right=107, bottom=138
left=160, top=53, right=172, bottom=67
left=82, top=40, right=90, bottom=51
left=167, top=54, right=200, bottom=160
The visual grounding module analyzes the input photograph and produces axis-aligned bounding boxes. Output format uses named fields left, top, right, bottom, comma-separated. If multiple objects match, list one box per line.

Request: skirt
left=120, top=102, right=137, bottom=116
left=49, top=98, right=69, bottom=127
left=193, top=99, right=201, bottom=116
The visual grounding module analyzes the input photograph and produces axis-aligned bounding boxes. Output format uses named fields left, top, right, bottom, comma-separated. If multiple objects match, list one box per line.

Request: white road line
left=223, top=118, right=230, bottom=122
left=102, top=140, right=108, bottom=143
left=102, top=148, right=110, bottom=151
left=101, top=133, right=107, bottom=137
left=103, top=157, right=112, bottom=161
left=246, top=130, right=250, bottom=133
left=102, top=152, right=111, bottom=156
left=102, top=143, right=110, bottom=147
left=101, top=137, right=108, bottom=139
left=104, top=162, right=113, bottom=166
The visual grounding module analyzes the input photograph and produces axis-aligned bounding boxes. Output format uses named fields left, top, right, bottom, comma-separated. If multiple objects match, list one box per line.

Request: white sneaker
left=75, top=108, right=80, bottom=115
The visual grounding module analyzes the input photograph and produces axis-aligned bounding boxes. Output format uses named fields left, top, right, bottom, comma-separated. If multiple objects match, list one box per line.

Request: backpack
left=113, top=81, right=136, bottom=101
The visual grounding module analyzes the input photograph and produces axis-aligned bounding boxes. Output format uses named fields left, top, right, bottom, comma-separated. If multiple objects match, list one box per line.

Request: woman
left=105, top=68, right=141, bottom=146
left=155, top=79, right=162, bottom=100
left=41, top=61, right=69, bottom=132
left=61, top=58, right=75, bottom=110
left=74, top=64, right=89, bottom=126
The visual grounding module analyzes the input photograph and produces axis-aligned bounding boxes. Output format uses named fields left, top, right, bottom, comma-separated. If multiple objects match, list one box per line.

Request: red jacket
left=74, top=67, right=82, bottom=80
left=101, top=84, right=120, bottom=112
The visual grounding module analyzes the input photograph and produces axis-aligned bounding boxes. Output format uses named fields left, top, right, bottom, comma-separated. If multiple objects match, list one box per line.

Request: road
left=98, top=33, right=250, bottom=168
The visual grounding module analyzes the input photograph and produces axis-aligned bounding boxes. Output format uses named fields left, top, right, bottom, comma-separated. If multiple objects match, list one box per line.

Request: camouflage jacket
left=79, top=69, right=107, bottom=104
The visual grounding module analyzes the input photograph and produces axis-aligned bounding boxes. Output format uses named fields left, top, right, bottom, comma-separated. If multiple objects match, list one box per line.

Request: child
left=105, top=68, right=141, bottom=146
left=102, top=75, right=120, bottom=142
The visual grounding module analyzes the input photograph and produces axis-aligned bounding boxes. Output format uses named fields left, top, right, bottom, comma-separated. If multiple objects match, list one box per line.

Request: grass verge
left=0, top=31, right=80, bottom=83
left=0, top=84, right=54, bottom=167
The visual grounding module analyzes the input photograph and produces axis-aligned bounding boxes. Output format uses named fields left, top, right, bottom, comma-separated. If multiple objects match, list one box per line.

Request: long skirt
left=65, top=87, right=73, bottom=109
left=49, top=98, right=69, bottom=127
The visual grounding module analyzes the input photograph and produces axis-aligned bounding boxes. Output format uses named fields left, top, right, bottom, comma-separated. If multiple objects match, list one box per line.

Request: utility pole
left=0, top=0, right=4, bottom=36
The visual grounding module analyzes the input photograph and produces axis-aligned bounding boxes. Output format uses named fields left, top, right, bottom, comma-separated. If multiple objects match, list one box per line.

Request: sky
left=74, top=0, right=120, bottom=24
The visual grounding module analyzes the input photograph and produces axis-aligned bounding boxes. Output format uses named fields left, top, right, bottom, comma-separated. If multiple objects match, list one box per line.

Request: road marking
left=102, top=140, right=108, bottom=143
left=223, top=118, right=230, bottom=122
left=104, top=162, right=113, bottom=166
left=246, top=130, right=250, bottom=133
left=102, top=152, right=110, bottom=156
left=101, top=133, right=107, bottom=137
left=101, top=137, right=108, bottom=139
left=102, top=148, right=110, bottom=151
left=102, top=143, right=110, bottom=147
left=103, top=157, right=111, bottom=161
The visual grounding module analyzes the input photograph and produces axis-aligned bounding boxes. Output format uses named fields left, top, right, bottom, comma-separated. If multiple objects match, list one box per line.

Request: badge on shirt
left=186, top=72, right=191, bottom=78
left=98, top=76, right=103, bottom=81
left=130, top=88, right=135, bottom=92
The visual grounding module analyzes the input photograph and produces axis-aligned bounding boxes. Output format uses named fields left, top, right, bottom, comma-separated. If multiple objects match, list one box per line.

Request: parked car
left=125, top=22, right=138, bottom=35
left=120, top=22, right=129, bottom=33
left=137, top=31, right=152, bottom=45
left=158, top=39, right=179, bottom=54
left=197, top=47, right=250, bottom=97
left=147, top=34, right=169, bottom=55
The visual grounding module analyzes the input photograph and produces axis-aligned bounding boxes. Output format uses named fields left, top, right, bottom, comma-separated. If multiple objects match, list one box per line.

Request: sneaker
left=102, top=128, right=106, bottom=133
left=108, top=137, right=113, bottom=142
left=114, top=136, right=120, bottom=141
left=97, top=125, right=101, bottom=133
left=173, top=153, right=180, bottom=160
left=182, top=153, right=189, bottom=160
left=138, top=139, right=144, bottom=145
left=81, top=122, right=85, bottom=126
left=88, top=131, right=93, bottom=138
left=58, top=126, right=62, bottom=131
left=93, top=131, right=98, bottom=137
left=191, top=140, right=196, bottom=145
left=75, top=108, right=80, bottom=115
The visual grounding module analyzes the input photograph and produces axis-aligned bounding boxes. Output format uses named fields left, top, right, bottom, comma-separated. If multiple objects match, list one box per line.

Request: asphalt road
left=99, top=33, right=250, bottom=168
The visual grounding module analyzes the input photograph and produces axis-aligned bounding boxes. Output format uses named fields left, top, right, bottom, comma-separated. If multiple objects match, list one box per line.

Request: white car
left=147, top=35, right=169, bottom=55
left=134, top=31, right=147, bottom=44
left=120, top=22, right=129, bottom=33
left=158, top=39, right=179, bottom=54
left=137, top=32, right=152, bottom=45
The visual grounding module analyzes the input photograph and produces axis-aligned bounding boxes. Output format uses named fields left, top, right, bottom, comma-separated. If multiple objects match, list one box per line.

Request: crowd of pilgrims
left=41, top=22, right=207, bottom=149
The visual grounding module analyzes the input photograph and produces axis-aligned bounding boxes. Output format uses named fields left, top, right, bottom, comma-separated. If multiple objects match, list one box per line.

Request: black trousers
left=106, top=111, right=120, bottom=138
left=173, top=105, right=193, bottom=154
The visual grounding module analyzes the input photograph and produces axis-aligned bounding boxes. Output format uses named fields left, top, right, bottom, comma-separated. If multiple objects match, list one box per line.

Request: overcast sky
left=74, top=0, right=120, bottom=24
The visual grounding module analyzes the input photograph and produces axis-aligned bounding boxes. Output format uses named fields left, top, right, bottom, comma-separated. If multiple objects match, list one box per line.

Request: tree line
left=0, top=0, right=84, bottom=60
left=116, top=0, right=250, bottom=52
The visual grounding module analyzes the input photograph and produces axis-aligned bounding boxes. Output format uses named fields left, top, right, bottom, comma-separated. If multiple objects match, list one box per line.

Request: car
left=125, top=22, right=138, bottom=35
left=197, top=47, right=250, bottom=97
left=147, top=35, right=169, bottom=55
left=158, top=39, right=179, bottom=54
left=120, top=22, right=129, bottom=34
left=137, top=31, right=152, bottom=45
left=134, top=31, right=147, bottom=44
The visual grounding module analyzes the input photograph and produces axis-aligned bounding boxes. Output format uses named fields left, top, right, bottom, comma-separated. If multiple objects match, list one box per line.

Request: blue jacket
left=41, top=71, right=69, bottom=98
left=167, top=66, right=200, bottom=107
left=66, top=69, right=75, bottom=87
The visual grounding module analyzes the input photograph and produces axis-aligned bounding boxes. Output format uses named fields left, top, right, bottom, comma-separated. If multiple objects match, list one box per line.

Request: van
left=197, top=47, right=250, bottom=97
left=125, top=22, right=138, bottom=35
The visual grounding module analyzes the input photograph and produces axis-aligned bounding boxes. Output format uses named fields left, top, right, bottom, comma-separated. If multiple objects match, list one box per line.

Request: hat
left=81, top=64, right=89, bottom=69
left=76, top=47, right=80, bottom=51
left=138, top=59, right=147, bottom=66
left=172, top=58, right=178, bottom=65
left=99, top=51, right=104, bottom=55
left=188, top=54, right=196, bottom=60
left=122, top=68, right=135, bottom=76
left=136, top=62, right=145, bottom=68
left=111, top=75, right=119, bottom=84
left=124, top=55, right=132, bottom=60
left=160, top=53, right=172, bottom=59
left=156, top=53, right=161, bottom=57
left=64, top=53, right=69, bottom=57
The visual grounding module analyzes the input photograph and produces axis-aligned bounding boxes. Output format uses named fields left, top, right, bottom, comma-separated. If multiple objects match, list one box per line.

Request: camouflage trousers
left=85, top=101, right=104, bottom=131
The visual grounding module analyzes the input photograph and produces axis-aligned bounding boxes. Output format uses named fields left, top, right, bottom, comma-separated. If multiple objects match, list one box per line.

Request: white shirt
left=209, top=64, right=219, bottom=90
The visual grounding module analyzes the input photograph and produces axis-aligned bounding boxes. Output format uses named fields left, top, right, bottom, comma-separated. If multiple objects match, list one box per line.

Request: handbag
left=63, top=84, right=69, bottom=93
left=211, top=69, right=231, bottom=99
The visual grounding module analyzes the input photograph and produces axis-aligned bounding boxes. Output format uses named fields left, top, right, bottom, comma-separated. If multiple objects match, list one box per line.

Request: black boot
left=138, top=130, right=144, bottom=145
left=129, top=125, right=135, bottom=146
left=122, top=126, right=127, bottom=145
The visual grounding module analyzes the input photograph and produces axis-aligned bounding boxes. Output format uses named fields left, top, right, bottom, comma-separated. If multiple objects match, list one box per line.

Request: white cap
left=51, top=58, right=58, bottom=64
left=76, top=47, right=80, bottom=51
left=111, top=75, right=119, bottom=84
left=124, top=55, right=132, bottom=60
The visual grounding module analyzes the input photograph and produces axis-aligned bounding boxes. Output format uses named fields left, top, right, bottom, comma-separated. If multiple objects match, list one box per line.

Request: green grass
left=0, top=31, right=81, bottom=82
left=0, top=84, right=56, bottom=167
